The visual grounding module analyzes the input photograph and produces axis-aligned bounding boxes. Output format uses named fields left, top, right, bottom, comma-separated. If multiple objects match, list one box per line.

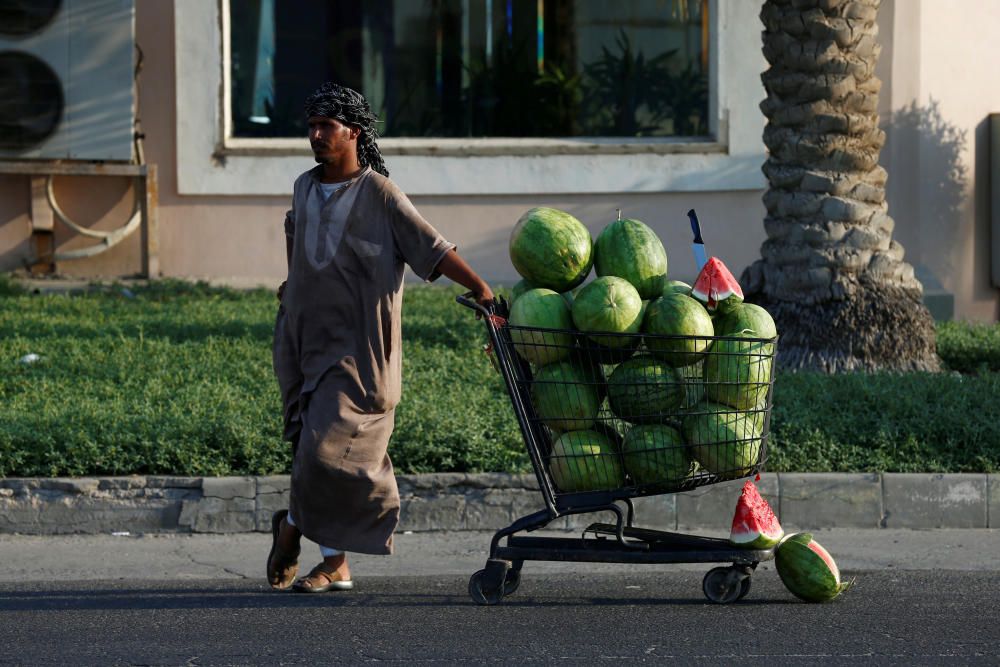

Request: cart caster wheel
left=503, top=569, right=521, bottom=596
left=469, top=569, right=504, bottom=605
left=702, top=567, right=748, bottom=604
left=736, top=575, right=752, bottom=601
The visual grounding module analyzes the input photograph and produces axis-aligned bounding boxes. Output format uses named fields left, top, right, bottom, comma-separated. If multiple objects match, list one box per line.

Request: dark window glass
left=230, top=0, right=708, bottom=139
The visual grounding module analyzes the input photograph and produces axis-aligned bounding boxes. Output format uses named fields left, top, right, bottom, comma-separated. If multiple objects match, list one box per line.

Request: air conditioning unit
left=0, top=0, right=135, bottom=161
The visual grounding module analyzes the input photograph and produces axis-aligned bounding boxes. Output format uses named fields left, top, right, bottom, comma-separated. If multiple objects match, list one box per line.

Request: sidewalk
left=2, top=528, right=998, bottom=583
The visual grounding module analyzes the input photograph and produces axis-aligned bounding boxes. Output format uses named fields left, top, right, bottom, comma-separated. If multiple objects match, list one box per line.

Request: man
left=266, top=83, right=492, bottom=593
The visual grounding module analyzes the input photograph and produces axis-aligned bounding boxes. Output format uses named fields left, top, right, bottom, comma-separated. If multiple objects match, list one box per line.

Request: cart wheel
left=469, top=569, right=504, bottom=605
left=702, top=567, right=746, bottom=604
left=736, top=574, right=752, bottom=600
left=503, top=569, right=521, bottom=596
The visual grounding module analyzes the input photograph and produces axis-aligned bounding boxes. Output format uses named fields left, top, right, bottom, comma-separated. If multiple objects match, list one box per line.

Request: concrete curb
left=0, top=473, right=995, bottom=535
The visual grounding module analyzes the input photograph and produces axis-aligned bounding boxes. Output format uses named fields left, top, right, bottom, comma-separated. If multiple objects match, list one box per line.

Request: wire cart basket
left=457, top=292, right=779, bottom=605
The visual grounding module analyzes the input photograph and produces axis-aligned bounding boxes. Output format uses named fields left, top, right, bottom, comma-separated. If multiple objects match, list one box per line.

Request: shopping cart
left=456, top=292, right=779, bottom=605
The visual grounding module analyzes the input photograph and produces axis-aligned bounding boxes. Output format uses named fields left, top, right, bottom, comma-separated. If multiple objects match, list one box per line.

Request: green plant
left=581, top=30, right=676, bottom=136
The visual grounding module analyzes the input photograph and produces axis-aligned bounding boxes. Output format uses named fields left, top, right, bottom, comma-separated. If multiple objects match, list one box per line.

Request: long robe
left=272, top=165, right=454, bottom=554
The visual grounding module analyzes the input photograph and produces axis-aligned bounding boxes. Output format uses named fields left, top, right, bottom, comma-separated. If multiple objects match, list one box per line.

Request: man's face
left=307, top=116, right=360, bottom=163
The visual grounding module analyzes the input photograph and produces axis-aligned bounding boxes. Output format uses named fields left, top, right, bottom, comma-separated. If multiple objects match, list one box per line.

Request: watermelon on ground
left=572, top=276, right=643, bottom=349
left=643, top=293, right=716, bottom=367
left=607, top=356, right=685, bottom=424
left=729, top=480, right=783, bottom=549
left=508, top=288, right=575, bottom=366
left=509, top=207, right=593, bottom=292
left=775, top=533, right=853, bottom=602
left=531, top=360, right=601, bottom=431
left=548, top=430, right=624, bottom=493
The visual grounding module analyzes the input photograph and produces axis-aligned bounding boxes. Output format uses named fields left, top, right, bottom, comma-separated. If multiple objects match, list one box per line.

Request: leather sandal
left=266, top=509, right=300, bottom=590
left=292, top=563, right=355, bottom=593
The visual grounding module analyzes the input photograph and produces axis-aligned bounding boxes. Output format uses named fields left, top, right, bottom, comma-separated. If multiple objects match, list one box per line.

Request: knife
left=688, top=209, right=707, bottom=272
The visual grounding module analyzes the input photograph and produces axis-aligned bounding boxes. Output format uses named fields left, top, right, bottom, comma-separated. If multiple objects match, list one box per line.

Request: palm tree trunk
left=743, top=0, right=939, bottom=372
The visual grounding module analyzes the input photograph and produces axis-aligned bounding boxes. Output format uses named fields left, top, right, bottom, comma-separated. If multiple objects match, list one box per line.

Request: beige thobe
left=272, top=165, right=454, bottom=554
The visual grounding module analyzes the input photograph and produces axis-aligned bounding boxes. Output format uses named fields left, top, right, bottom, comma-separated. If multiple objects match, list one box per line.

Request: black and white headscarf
left=304, top=83, right=388, bottom=177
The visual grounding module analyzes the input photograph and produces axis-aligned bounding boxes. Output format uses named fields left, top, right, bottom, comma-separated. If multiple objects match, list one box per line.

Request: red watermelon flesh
left=729, top=480, right=783, bottom=549
left=692, top=257, right=744, bottom=313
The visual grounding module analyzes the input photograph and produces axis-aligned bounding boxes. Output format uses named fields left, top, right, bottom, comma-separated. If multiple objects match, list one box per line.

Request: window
left=229, top=0, right=709, bottom=139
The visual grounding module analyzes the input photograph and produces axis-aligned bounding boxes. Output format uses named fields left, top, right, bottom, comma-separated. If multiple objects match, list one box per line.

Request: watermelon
left=729, top=480, right=783, bottom=549
left=509, top=279, right=537, bottom=305
left=691, top=257, right=744, bottom=314
left=607, top=356, right=685, bottom=424
left=643, top=293, right=716, bottom=367
left=531, top=360, right=601, bottom=431
left=594, top=217, right=668, bottom=299
left=713, top=303, right=777, bottom=340
left=508, top=288, right=575, bottom=366
left=683, top=402, right=763, bottom=478
left=548, top=430, right=624, bottom=493
left=663, top=279, right=692, bottom=297
left=703, top=334, right=773, bottom=410
left=622, top=424, right=694, bottom=489
left=510, top=207, right=593, bottom=292
left=775, top=533, right=853, bottom=602
left=678, top=361, right=705, bottom=409
left=571, top=276, right=643, bottom=349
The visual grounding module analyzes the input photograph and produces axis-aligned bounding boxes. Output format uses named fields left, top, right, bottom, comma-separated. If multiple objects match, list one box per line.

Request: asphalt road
left=2, top=530, right=999, bottom=665
left=1, top=571, right=998, bottom=665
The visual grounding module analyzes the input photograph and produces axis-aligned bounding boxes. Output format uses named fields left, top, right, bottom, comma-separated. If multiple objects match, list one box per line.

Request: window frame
left=174, top=0, right=766, bottom=196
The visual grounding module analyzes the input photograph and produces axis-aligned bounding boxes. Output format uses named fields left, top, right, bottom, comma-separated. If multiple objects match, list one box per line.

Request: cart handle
left=456, top=291, right=492, bottom=317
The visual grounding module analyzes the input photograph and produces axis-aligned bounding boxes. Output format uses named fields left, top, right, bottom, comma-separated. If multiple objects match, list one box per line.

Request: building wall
left=880, top=0, right=1000, bottom=322
left=1, top=0, right=997, bottom=321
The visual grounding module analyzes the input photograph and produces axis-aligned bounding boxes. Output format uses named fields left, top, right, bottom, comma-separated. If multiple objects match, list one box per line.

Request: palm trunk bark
left=742, top=0, right=939, bottom=372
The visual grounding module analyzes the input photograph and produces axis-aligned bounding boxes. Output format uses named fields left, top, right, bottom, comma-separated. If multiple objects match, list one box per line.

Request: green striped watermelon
left=571, top=276, right=643, bottom=349
left=607, top=356, right=685, bottom=424
left=776, top=533, right=853, bottom=602
left=531, top=360, right=601, bottom=431
left=622, top=424, right=694, bottom=489
left=510, top=207, right=593, bottom=292
left=508, top=288, right=575, bottom=366
left=594, top=218, right=668, bottom=299
left=683, top=402, right=763, bottom=478
left=643, top=293, right=716, bottom=367
left=713, top=303, right=777, bottom=339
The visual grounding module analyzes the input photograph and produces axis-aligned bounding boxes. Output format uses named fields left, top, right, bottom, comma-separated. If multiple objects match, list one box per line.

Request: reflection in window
left=230, top=0, right=708, bottom=139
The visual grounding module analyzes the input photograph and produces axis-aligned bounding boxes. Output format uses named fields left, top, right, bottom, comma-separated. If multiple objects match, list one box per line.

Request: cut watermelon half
left=729, top=480, right=783, bottom=549
left=691, top=256, right=744, bottom=314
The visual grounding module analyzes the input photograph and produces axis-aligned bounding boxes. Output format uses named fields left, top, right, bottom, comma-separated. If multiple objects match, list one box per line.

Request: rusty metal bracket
left=0, top=161, right=159, bottom=277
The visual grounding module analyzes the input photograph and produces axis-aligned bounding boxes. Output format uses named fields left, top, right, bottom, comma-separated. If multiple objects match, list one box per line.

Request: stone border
left=0, top=473, right=994, bottom=535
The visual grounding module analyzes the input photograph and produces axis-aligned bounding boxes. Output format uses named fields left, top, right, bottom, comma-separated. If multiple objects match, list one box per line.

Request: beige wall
left=1, top=0, right=997, bottom=321
left=880, top=0, right=1000, bottom=322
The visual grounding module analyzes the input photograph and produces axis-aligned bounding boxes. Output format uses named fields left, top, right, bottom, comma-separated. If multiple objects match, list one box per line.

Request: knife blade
left=688, top=209, right=708, bottom=272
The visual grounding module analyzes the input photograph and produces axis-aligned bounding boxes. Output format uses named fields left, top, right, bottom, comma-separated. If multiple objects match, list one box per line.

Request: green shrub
left=936, top=320, right=1000, bottom=373
left=1, top=280, right=998, bottom=476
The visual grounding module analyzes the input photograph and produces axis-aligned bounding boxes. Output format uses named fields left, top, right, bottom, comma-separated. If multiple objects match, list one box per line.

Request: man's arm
left=435, top=249, right=494, bottom=306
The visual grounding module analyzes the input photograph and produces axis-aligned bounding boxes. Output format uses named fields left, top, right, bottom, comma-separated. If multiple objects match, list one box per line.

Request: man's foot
left=266, top=510, right=301, bottom=590
left=292, top=555, right=353, bottom=593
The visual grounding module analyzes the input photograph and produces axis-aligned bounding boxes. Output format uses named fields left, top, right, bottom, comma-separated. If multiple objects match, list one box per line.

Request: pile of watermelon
left=506, top=207, right=778, bottom=495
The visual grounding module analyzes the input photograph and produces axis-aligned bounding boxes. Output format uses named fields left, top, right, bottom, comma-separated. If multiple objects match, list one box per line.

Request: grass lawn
left=1, top=277, right=998, bottom=477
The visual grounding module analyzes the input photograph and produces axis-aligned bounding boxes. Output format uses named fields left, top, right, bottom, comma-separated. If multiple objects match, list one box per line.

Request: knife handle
left=687, top=209, right=704, bottom=244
